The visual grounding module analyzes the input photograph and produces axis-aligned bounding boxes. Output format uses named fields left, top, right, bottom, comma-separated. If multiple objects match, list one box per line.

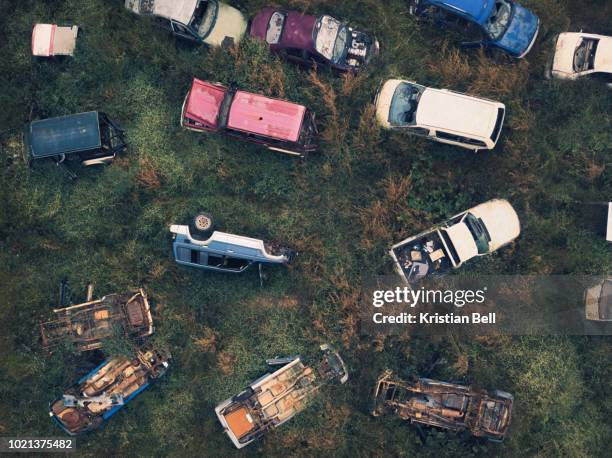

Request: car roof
left=125, top=0, right=197, bottom=25
left=29, top=111, right=101, bottom=158
left=254, top=9, right=317, bottom=51
left=416, top=88, right=502, bottom=139
left=227, top=91, right=306, bottom=142
left=432, top=0, right=494, bottom=23
left=184, top=78, right=227, bottom=128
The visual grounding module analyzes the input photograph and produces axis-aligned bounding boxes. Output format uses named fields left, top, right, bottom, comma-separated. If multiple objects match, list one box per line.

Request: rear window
left=266, top=12, right=286, bottom=44
left=490, top=107, right=505, bottom=143
left=440, top=230, right=461, bottom=266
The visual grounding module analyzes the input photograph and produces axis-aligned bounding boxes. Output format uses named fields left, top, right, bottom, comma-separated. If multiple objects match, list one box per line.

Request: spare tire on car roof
left=190, top=212, right=215, bottom=240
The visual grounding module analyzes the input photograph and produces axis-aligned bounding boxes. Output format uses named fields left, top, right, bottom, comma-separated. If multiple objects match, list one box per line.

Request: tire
left=190, top=212, right=215, bottom=240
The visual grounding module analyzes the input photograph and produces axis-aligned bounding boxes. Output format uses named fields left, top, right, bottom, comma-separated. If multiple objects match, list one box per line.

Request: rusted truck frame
left=40, top=288, right=154, bottom=353
left=372, top=370, right=513, bottom=442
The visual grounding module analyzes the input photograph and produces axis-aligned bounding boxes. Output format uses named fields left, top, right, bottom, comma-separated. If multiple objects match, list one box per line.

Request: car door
left=170, top=20, right=199, bottom=42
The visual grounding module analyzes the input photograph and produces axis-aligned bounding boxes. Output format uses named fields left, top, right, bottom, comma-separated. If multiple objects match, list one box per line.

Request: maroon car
left=250, top=8, right=379, bottom=73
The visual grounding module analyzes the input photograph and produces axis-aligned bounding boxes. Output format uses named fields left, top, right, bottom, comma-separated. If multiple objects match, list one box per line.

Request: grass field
left=0, top=0, right=611, bottom=456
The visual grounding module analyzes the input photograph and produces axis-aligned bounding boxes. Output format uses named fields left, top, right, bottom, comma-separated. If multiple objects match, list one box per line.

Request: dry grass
left=192, top=325, right=218, bottom=352
left=307, top=71, right=348, bottom=150
left=135, top=157, right=161, bottom=190
left=428, top=44, right=530, bottom=99
left=358, top=175, right=422, bottom=248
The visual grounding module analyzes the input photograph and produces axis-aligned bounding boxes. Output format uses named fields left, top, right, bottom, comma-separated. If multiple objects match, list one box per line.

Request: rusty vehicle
left=40, top=286, right=154, bottom=353
left=49, top=346, right=170, bottom=435
left=250, top=8, right=379, bottom=73
left=181, top=78, right=318, bottom=157
left=372, top=371, right=513, bottom=442
left=215, top=344, right=348, bottom=448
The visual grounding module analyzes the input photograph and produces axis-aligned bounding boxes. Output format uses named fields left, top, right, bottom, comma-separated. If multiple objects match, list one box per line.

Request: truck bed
left=392, top=229, right=454, bottom=282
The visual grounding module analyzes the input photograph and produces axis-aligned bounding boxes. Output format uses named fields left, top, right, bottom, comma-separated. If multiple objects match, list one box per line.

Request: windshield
left=465, top=214, right=491, bottom=254
left=315, top=16, right=347, bottom=63
left=388, top=83, right=423, bottom=127
left=191, top=0, right=219, bottom=38
left=484, top=0, right=512, bottom=40
left=573, top=38, right=599, bottom=72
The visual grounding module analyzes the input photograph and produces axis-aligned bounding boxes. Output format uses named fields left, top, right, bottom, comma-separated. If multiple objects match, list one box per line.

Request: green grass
left=0, top=0, right=611, bottom=456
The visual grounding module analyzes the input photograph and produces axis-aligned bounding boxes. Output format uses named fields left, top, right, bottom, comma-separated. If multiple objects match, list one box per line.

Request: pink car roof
left=227, top=91, right=306, bottom=142
left=184, top=79, right=227, bottom=128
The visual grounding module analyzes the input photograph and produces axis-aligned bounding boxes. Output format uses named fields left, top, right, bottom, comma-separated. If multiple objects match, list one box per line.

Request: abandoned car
left=372, top=371, right=513, bottom=442
left=181, top=78, right=318, bottom=157
left=375, top=79, right=506, bottom=151
left=24, top=111, right=127, bottom=168
left=215, top=344, right=348, bottom=449
left=40, top=288, right=154, bottom=353
left=408, top=0, right=539, bottom=58
left=124, top=0, right=247, bottom=48
left=390, top=199, right=520, bottom=283
left=584, top=277, right=612, bottom=322
left=545, top=32, right=612, bottom=87
left=50, top=347, right=170, bottom=435
left=249, top=8, right=379, bottom=73
left=32, top=24, right=79, bottom=57
left=170, top=212, right=295, bottom=273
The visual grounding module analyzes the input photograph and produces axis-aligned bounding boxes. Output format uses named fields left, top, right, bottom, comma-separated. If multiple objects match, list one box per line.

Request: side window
left=284, top=48, right=308, bottom=60
left=207, top=255, right=224, bottom=267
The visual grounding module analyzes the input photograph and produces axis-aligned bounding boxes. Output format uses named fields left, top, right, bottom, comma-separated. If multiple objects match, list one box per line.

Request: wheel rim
left=195, top=215, right=211, bottom=231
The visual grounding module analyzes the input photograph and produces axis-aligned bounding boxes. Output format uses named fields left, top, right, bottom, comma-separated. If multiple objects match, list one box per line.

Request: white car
left=390, top=199, right=520, bottom=283
left=125, top=0, right=247, bottom=48
left=32, top=24, right=78, bottom=57
left=546, top=32, right=612, bottom=86
left=585, top=278, right=612, bottom=322
left=375, top=79, right=506, bottom=151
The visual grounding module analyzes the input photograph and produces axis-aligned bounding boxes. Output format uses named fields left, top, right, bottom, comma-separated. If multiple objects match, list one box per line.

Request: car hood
left=495, top=3, right=539, bottom=57
left=202, top=2, right=247, bottom=47
left=552, top=33, right=583, bottom=75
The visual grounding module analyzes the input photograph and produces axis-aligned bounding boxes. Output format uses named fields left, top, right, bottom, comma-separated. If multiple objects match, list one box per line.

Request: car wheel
left=190, top=212, right=215, bottom=239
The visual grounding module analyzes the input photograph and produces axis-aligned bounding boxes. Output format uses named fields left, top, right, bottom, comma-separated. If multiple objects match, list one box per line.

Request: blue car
left=49, top=347, right=170, bottom=435
left=409, top=0, right=540, bottom=58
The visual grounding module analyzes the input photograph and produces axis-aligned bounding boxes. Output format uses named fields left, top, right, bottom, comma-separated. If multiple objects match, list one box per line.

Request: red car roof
left=184, top=79, right=227, bottom=129
left=227, top=91, right=306, bottom=142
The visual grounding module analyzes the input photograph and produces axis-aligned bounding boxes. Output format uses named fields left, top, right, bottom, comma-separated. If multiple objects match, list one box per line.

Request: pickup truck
left=390, top=199, right=520, bottom=283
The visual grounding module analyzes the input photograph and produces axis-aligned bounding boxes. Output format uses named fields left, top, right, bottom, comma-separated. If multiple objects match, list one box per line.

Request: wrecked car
left=585, top=277, right=612, bottom=322
left=215, top=344, right=348, bottom=449
left=170, top=212, right=295, bottom=274
left=250, top=8, right=379, bottom=73
left=372, top=371, right=513, bottom=442
left=181, top=78, right=318, bottom=157
left=24, top=111, right=127, bottom=171
left=40, top=287, right=154, bottom=353
left=32, top=24, right=79, bottom=57
left=545, top=33, right=612, bottom=87
left=408, top=0, right=539, bottom=58
left=124, top=0, right=247, bottom=48
left=390, top=199, right=520, bottom=283
left=50, top=346, right=170, bottom=435
left=375, top=79, right=505, bottom=151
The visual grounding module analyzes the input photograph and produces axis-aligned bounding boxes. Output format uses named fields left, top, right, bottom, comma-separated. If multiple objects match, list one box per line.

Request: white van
left=375, top=79, right=506, bottom=151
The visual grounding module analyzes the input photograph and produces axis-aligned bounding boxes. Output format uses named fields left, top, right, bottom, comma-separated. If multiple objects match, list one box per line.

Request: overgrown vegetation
left=0, top=0, right=610, bottom=456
